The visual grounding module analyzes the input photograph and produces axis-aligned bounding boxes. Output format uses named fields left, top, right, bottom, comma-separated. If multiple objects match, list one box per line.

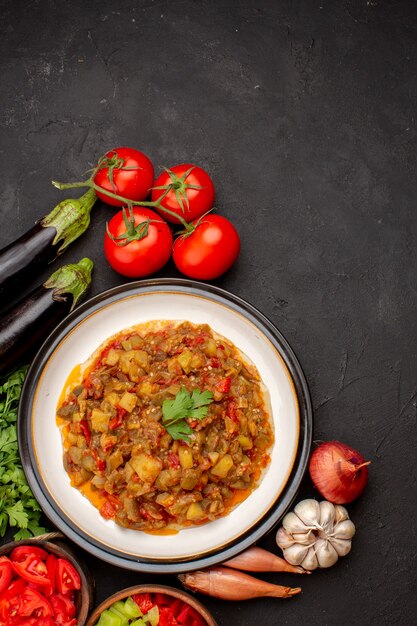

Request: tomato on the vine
left=104, top=207, right=173, bottom=278
left=151, top=164, right=215, bottom=224
left=173, top=214, right=240, bottom=279
left=94, top=147, right=154, bottom=206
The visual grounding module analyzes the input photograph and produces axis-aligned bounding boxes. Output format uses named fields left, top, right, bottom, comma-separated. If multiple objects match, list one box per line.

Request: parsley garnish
left=162, top=387, right=214, bottom=442
left=0, top=366, right=46, bottom=539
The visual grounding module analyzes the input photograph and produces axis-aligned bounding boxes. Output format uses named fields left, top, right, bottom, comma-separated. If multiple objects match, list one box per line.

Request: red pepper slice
left=109, top=407, right=127, bottom=431
left=80, top=419, right=91, bottom=446
left=90, top=449, right=106, bottom=472
left=154, top=593, right=172, bottom=606
left=10, top=546, right=49, bottom=563
left=168, top=452, right=181, bottom=469
left=18, top=587, right=53, bottom=617
left=170, top=598, right=184, bottom=617
left=0, top=556, right=13, bottom=595
left=55, top=559, right=81, bottom=595
left=158, top=606, right=179, bottom=626
left=177, top=604, right=205, bottom=625
left=99, top=499, right=116, bottom=520
left=132, top=593, right=155, bottom=614
left=226, top=400, right=239, bottom=423
left=169, top=598, right=184, bottom=617
left=216, top=377, right=231, bottom=394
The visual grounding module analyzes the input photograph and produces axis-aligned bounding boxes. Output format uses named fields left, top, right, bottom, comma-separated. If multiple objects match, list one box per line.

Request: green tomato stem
left=52, top=177, right=192, bottom=230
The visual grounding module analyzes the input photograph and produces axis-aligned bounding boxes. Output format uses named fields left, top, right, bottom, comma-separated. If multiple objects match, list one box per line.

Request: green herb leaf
left=162, top=387, right=213, bottom=442
left=166, top=421, right=194, bottom=441
left=190, top=389, right=214, bottom=408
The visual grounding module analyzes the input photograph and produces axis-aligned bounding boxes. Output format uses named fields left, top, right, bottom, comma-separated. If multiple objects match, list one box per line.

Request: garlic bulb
left=276, top=499, right=355, bottom=570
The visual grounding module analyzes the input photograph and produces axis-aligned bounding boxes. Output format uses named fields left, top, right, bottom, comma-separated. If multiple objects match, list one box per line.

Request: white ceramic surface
left=31, top=290, right=299, bottom=560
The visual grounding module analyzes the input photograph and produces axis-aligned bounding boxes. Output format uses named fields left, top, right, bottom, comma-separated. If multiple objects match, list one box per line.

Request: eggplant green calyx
left=44, top=257, right=93, bottom=311
left=41, top=188, right=97, bottom=254
left=106, top=207, right=155, bottom=247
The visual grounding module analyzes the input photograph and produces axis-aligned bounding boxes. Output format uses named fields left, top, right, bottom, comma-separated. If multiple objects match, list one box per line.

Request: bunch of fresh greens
left=0, top=366, right=46, bottom=539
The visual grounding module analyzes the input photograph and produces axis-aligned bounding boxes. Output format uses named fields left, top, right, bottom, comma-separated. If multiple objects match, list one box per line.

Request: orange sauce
left=144, top=528, right=179, bottom=536
left=226, top=488, right=252, bottom=509
left=77, top=480, right=107, bottom=509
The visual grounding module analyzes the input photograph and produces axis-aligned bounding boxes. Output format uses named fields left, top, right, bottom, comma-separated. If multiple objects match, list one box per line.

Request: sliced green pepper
left=123, top=596, right=142, bottom=619
left=108, top=605, right=129, bottom=626
left=144, top=606, right=159, bottom=626
left=96, top=609, right=123, bottom=626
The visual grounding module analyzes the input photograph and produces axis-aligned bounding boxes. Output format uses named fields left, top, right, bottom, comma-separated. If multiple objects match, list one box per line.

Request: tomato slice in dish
left=0, top=556, right=13, bottom=594
left=3, top=577, right=27, bottom=600
left=11, top=555, right=50, bottom=587
left=18, top=587, right=53, bottom=618
left=55, top=559, right=81, bottom=594
left=10, top=546, right=49, bottom=563
left=49, top=592, right=76, bottom=620
left=44, top=553, right=57, bottom=596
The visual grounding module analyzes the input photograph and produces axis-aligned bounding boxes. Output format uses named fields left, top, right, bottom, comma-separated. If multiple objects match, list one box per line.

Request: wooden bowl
left=86, top=584, right=218, bottom=626
left=0, top=531, right=94, bottom=626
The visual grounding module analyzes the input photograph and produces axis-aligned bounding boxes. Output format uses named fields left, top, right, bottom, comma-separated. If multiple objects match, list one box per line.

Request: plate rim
left=18, top=278, right=313, bottom=573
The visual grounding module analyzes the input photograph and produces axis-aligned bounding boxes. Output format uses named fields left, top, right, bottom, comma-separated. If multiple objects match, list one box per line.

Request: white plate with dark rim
left=19, top=279, right=312, bottom=573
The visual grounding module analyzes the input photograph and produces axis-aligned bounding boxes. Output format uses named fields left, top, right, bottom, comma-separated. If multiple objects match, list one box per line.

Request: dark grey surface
left=1, top=0, right=416, bottom=624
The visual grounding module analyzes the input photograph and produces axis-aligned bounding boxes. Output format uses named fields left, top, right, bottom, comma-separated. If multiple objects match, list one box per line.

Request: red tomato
left=55, top=560, right=80, bottom=595
left=49, top=592, right=76, bottom=624
left=173, top=215, right=240, bottom=280
left=18, top=587, right=53, bottom=617
left=45, top=554, right=57, bottom=596
left=0, top=557, right=13, bottom=594
left=104, top=207, right=173, bottom=278
left=11, top=556, right=50, bottom=588
left=3, top=578, right=27, bottom=600
left=151, top=164, right=215, bottom=224
left=94, top=147, right=154, bottom=206
left=10, top=547, right=49, bottom=563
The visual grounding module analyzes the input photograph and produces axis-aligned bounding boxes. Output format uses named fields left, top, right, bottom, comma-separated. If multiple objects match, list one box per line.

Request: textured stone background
left=1, top=0, right=416, bottom=624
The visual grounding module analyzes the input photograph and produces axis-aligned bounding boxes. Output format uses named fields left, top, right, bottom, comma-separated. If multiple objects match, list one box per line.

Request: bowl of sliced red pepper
left=85, top=584, right=217, bottom=626
left=0, top=532, right=94, bottom=626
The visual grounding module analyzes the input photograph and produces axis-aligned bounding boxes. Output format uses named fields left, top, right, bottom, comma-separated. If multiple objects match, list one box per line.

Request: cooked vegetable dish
left=57, top=321, right=274, bottom=531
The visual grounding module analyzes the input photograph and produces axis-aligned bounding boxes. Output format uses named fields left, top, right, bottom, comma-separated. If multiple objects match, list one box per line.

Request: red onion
left=309, top=440, right=370, bottom=504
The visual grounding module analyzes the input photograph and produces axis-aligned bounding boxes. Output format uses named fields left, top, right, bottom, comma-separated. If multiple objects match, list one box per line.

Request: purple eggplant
left=0, top=188, right=96, bottom=299
left=0, top=257, right=93, bottom=377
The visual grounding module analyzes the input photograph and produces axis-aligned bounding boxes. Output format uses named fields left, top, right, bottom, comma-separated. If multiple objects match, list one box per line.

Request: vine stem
left=51, top=178, right=192, bottom=231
